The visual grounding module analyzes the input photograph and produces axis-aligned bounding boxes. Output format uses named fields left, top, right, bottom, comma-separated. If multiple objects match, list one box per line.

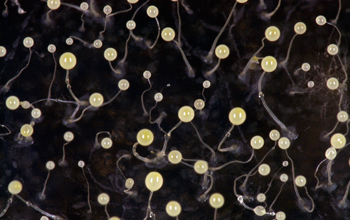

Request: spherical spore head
left=168, top=150, right=182, bottom=164
left=21, top=124, right=34, bottom=137
left=229, top=107, right=246, bottom=125
left=250, top=135, right=264, bottom=150
left=104, top=48, right=117, bottom=61
left=330, top=133, right=346, bottom=149
left=294, top=22, right=307, bottom=35
left=147, top=5, right=159, bottom=18
left=161, top=27, right=176, bottom=42
left=145, top=171, right=163, bottom=191
left=47, top=0, right=61, bottom=10
left=59, top=52, right=77, bottom=70
left=316, top=15, right=326, bottom=26
left=278, top=137, right=290, bottom=150
left=178, top=106, right=195, bottom=122
left=89, top=93, right=104, bottom=107
left=8, top=180, right=23, bottom=195
left=194, top=160, right=208, bottom=174
left=295, top=175, right=307, bottom=187
left=137, top=129, right=154, bottom=146
left=97, top=193, right=110, bottom=205
left=215, top=44, right=230, bottom=59
left=209, top=193, right=225, bottom=209
left=265, top=26, right=280, bottom=42
left=166, top=201, right=182, bottom=217
left=261, top=56, right=277, bottom=72
left=6, top=96, right=20, bottom=110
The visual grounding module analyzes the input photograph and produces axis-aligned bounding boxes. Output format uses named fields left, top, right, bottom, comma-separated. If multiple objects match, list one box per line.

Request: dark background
left=0, top=0, right=350, bottom=219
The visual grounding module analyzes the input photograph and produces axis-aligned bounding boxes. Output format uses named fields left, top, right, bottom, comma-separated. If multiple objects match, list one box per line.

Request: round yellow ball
left=8, top=180, right=23, bottom=194
left=178, top=106, right=195, bottom=123
left=261, top=56, right=277, bottom=72
left=228, top=107, right=246, bottom=125
left=59, top=52, right=77, bottom=70
left=137, top=129, right=154, bottom=146
left=145, top=171, right=163, bottom=191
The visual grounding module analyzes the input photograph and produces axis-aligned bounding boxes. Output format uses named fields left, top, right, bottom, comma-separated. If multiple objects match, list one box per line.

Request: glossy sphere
left=327, top=44, right=338, bottom=55
left=78, top=160, right=85, bottom=168
left=93, top=40, right=103, bottom=48
left=254, top=206, right=266, bottom=216
left=64, top=131, right=74, bottom=142
left=104, top=48, right=117, bottom=61
left=103, top=5, right=112, bottom=15
left=0, top=46, right=6, bottom=57
left=101, top=137, right=113, bottom=149
left=278, top=137, right=290, bottom=150
left=23, top=37, right=34, bottom=48
left=256, top=193, right=266, bottom=202
left=47, top=0, right=61, bottom=10
left=166, top=201, right=182, bottom=217
left=41, top=216, right=49, bottom=220
left=265, top=26, right=280, bottom=42
left=209, top=193, right=224, bottom=209
left=154, top=93, right=163, bottom=102
left=46, top=161, right=55, bottom=170
left=178, top=106, right=195, bottom=122
left=269, top=129, right=280, bottom=141
left=203, top=80, right=211, bottom=88
left=125, top=178, right=134, bottom=189
left=143, top=70, right=151, bottom=79
left=137, top=129, right=154, bottom=146
left=168, top=150, right=182, bottom=164
left=8, top=180, right=23, bottom=194
left=337, top=111, right=349, bottom=122
left=229, top=107, right=246, bottom=125
left=325, top=147, right=337, bottom=160
left=258, top=164, right=270, bottom=176
left=118, top=79, right=130, bottom=91
left=47, top=44, right=56, bottom=53
left=294, top=22, right=307, bottom=35
left=89, top=93, right=104, bottom=107
left=126, top=20, right=136, bottom=30
left=109, top=217, right=120, bottom=220
left=66, top=37, right=73, bottom=45
left=194, top=160, right=208, bottom=174
left=330, top=133, right=346, bottom=149
left=236, top=0, right=248, bottom=3
left=280, top=174, right=288, bottom=182
left=161, top=27, right=176, bottom=42
left=250, top=136, right=264, bottom=150
left=276, top=211, right=286, bottom=220
left=261, top=56, right=277, bottom=72
left=80, top=2, right=89, bottom=10
left=59, top=52, right=77, bottom=70
left=307, top=81, right=315, bottom=88
left=21, top=124, right=34, bottom=137
left=295, top=175, right=307, bottom=187
left=145, top=171, right=163, bottom=191
left=97, top=193, right=110, bottom=205
left=215, top=44, right=230, bottom=59
left=316, top=15, right=326, bottom=26
left=31, top=108, right=41, bottom=119
left=301, top=63, right=310, bottom=72
left=6, top=96, right=20, bottom=110
left=326, top=77, right=339, bottom=90
left=147, top=6, right=159, bottom=18
left=127, top=0, right=139, bottom=3
left=194, top=99, right=205, bottom=110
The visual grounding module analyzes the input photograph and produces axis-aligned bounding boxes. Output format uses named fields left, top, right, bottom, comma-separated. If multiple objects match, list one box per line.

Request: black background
left=0, top=0, right=350, bottom=219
